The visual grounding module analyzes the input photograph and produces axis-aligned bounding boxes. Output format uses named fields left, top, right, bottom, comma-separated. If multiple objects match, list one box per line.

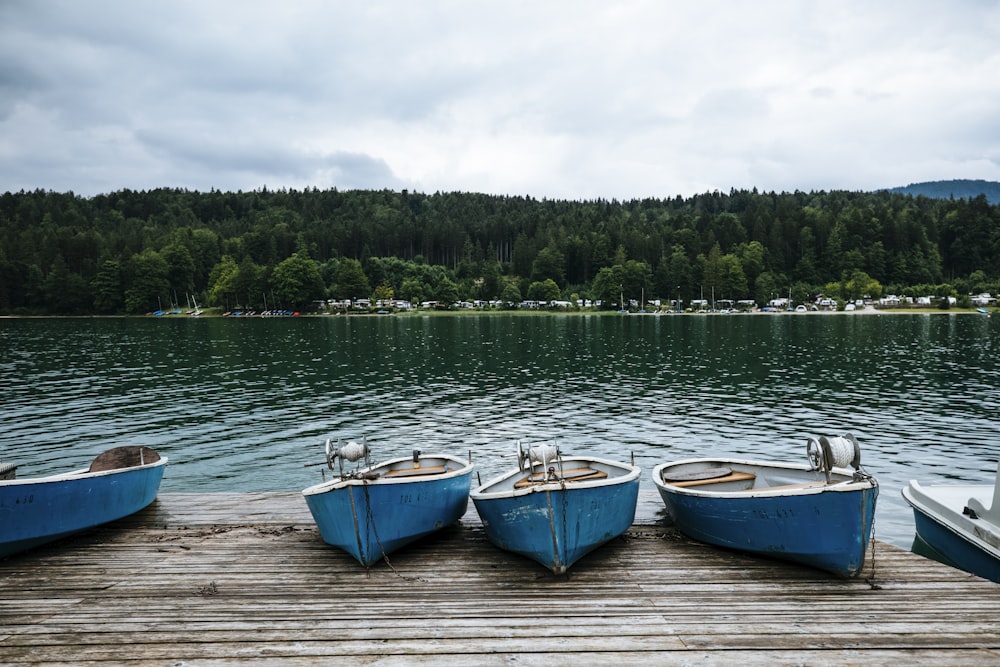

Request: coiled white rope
left=338, top=441, right=369, bottom=462
left=325, top=437, right=371, bottom=472
left=527, top=443, right=560, bottom=466
left=516, top=440, right=561, bottom=473
left=823, top=435, right=856, bottom=469
left=806, top=433, right=862, bottom=480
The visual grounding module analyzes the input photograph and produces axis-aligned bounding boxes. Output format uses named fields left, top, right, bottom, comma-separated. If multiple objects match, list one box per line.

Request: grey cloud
left=2, top=0, right=999, bottom=198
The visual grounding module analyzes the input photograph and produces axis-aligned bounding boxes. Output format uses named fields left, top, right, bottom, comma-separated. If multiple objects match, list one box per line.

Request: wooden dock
left=2, top=491, right=999, bottom=666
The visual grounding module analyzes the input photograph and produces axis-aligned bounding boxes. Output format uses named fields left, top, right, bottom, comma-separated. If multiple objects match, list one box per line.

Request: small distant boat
left=470, top=441, right=641, bottom=575
left=902, top=460, right=1000, bottom=583
left=977, top=307, right=990, bottom=316
left=302, top=438, right=474, bottom=567
left=0, top=446, right=168, bottom=558
left=652, top=434, right=879, bottom=577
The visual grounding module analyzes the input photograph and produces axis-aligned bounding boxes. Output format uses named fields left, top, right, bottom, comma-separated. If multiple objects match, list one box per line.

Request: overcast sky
left=2, top=1, right=999, bottom=201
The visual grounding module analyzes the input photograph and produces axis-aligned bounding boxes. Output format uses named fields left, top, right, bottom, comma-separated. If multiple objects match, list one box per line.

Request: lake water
left=2, top=313, right=998, bottom=549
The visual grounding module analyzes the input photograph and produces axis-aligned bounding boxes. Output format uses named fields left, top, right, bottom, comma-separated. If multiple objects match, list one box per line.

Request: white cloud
left=1, top=0, right=998, bottom=198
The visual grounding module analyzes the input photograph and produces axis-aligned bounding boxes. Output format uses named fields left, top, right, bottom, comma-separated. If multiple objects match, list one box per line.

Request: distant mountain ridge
left=884, top=179, right=1000, bottom=204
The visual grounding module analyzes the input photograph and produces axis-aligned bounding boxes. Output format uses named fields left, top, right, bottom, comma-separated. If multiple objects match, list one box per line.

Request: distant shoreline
left=1, top=307, right=992, bottom=319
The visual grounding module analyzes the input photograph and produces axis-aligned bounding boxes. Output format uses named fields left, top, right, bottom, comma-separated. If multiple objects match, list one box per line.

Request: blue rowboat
left=470, top=441, right=641, bottom=575
left=652, top=434, right=879, bottom=577
left=302, top=439, right=474, bottom=567
left=902, top=460, right=1000, bottom=583
left=0, top=446, right=168, bottom=558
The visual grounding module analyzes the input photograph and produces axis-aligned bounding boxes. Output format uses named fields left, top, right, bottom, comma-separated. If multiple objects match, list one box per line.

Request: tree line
left=0, top=186, right=998, bottom=315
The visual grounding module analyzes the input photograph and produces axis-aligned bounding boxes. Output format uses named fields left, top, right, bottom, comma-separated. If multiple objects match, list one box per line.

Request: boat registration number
left=752, top=507, right=796, bottom=520
left=0, top=493, right=35, bottom=508
left=398, top=490, right=432, bottom=504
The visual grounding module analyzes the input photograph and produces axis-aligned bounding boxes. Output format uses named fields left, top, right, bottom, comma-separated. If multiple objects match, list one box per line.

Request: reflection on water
left=2, top=312, right=999, bottom=549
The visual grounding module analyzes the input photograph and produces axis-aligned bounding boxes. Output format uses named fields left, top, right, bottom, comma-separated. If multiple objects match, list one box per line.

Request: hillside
left=886, top=179, right=1000, bottom=204
left=2, top=187, right=998, bottom=316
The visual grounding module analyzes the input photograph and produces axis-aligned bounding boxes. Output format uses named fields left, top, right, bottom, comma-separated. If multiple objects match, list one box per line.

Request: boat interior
left=660, top=465, right=834, bottom=493
left=513, top=466, right=609, bottom=489
left=89, top=446, right=161, bottom=472
left=0, top=462, right=17, bottom=481
left=382, top=461, right=455, bottom=478
left=500, top=440, right=635, bottom=491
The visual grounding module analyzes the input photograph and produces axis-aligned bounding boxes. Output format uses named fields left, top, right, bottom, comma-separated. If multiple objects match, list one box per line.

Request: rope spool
left=338, top=441, right=369, bottom=462
left=516, top=440, right=560, bottom=472
left=806, top=432, right=862, bottom=482
left=822, top=435, right=858, bottom=469
left=325, top=437, right=371, bottom=472
left=528, top=444, right=559, bottom=466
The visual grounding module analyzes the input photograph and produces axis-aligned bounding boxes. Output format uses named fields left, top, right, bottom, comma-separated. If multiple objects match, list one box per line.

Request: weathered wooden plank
left=0, top=651, right=993, bottom=667
left=2, top=638, right=999, bottom=663
left=7, top=616, right=999, bottom=639
left=1, top=636, right=691, bottom=661
left=5, top=628, right=998, bottom=659
left=28, top=650, right=998, bottom=667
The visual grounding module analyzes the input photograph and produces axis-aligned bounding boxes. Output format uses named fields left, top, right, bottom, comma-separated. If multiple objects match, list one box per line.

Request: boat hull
left=653, top=458, right=878, bottom=577
left=902, top=481, right=1000, bottom=583
left=471, top=456, right=641, bottom=574
left=302, top=454, right=473, bottom=567
left=0, top=455, right=168, bottom=558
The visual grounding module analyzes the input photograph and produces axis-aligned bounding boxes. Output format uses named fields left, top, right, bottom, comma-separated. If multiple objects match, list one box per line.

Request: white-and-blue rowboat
left=471, top=441, right=641, bottom=575
left=302, top=438, right=474, bottom=567
left=0, top=446, right=168, bottom=558
left=902, top=459, right=1000, bottom=583
left=652, top=434, right=878, bottom=577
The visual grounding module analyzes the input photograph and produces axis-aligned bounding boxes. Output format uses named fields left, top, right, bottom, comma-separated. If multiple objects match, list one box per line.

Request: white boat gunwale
left=302, top=453, right=474, bottom=496
left=471, top=455, right=641, bottom=500
left=0, top=455, right=169, bottom=487
left=652, top=456, right=875, bottom=498
left=902, top=480, right=1000, bottom=556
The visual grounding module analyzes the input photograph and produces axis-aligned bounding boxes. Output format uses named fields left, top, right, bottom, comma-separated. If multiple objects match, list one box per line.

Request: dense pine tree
left=0, top=186, right=997, bottom=314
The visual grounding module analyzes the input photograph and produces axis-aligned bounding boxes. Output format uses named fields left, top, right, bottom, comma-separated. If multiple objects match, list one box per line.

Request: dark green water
left=2, top=313, right=999, bottom=548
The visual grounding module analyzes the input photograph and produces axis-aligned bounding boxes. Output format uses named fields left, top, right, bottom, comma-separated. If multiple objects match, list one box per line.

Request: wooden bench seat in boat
left=663, top=469, right=757, bottom=488
left=514, top=467, right=609, bottom=489
left=757, top=480, right=829, bottom=492
left=662, top=471, right=830, bottom=492
left=383, top=465, right=449, bottom=478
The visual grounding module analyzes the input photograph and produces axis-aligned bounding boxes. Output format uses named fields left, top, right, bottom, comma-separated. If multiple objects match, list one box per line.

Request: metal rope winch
left=517, top=440, right=561, bottom=472
left=806, top=432, right=867, bottom=483
left=326, top=436, right=373, bottom=477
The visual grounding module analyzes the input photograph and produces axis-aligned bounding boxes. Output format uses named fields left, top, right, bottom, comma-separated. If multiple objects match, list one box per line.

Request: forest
left=0, top=186, right=998, bottom=315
